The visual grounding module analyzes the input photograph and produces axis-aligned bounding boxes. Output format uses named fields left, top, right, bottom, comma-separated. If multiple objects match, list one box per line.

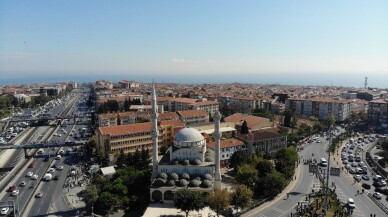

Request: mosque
left=149, top=85, right=222, bottom=202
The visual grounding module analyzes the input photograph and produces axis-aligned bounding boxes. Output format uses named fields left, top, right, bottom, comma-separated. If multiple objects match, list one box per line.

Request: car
left=28, top=162, right=36, bottom=168
left=376, top=186, right=388, bottom=195
left=20, top=180, right=27, bottom=187
left=1, top=207, right=9, bottom=215
left=53, top=175, right=59, bottom=180
left=347, top=198, right=355, bottom=209
left=57, top=166, right=64, bottom=170
left=362, top=183, right=371, bottom=189
left=55, top=155, right=61, bottom=160
left=7, top=185, right=16, bottom=192
left=26, top=171, right=33, bottom=177
left=353, top=175, right=362, bottom=182
left=31, top=174, right=38, bottom=180
left=373, top=192, right=382, bottom=199
left=343, top=160, right=348, bottom=164
left=44, top=157, right=49, bottom=162
left=362, top=175, right=370, bottom=180
left=35, top=192, right=43, bottom=198
left=349, top=168, right=357, bottom=174
left=48, top=168, right=56, bottom=173
left=12, top=190, right=19, bottom=196
left=351, top=162, right=358, bottom=167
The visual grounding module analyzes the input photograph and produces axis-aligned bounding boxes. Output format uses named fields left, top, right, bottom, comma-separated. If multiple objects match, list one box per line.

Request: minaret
left=151, top=83, right=159, bottom=179
left=213, top=110, right=222, bottom=190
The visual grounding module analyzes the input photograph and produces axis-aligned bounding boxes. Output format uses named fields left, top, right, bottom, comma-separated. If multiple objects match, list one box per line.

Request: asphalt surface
left=243, top=129, right=386, bottom=217
left=0, top=90, right=90, bottom=217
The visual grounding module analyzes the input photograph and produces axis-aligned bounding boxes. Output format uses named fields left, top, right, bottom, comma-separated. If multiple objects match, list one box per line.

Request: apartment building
left=191, top=100, right=219, bottom=116
left=368, top=99, right=388, bottom=129
left=285, top=97, right=353, bottom=122
left=224, top=113, right=273, bottom=132
left=96, top=122, right=163, bottom=154
left=207, top=138, right=245, bottom=167
left=237, top=131, right=287, bottom=156
left=177, top=110, right=209, bottom=125
left=98, top=113, right=118, bottom=127
left=229, top=97, right=256, bottom=114
left=159, top=119, right=185, bottom=145
left=117, top=112, right=137, bottom=125
left=158, top=112, right=180, bottom=121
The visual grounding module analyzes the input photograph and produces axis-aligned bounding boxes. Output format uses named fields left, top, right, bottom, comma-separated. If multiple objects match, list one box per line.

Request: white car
left=26, top=171, right=33, bottom=177
left=31, top=174, right=38, bottom=180
left=57, top=166, right=64, bottom=170
left=373, top=192, right=382, bottom=199
left=353, top=175, right=362, bottom=182
left=48, top=168, right=56, bottom=173
left=1, top=207, right=9, bottom=215
left=12, top=190, right=20, bottom=196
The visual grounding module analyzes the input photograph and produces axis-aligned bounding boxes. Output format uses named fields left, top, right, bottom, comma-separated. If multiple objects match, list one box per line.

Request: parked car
left=362, top=183, right=371, bottom=189
left=353, top=175, right=362, bottom=182
left=28, top=162, right=36, bottom=168
left=373, top=192, right=382, bottom=199
left=362, top=175, right=370, bottom=180
left=26, top=171, right=33, bottom=177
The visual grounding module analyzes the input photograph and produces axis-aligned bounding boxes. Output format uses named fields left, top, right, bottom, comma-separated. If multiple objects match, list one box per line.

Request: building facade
left=285, top=98, right=353, bottom=122
left=368, top=99, right=388, bottom=129
left=237, top=131, right=287, bottom=156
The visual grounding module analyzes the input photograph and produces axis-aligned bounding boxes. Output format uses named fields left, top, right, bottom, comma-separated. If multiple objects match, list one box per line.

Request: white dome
left=175, top=128, right=204, bottom=142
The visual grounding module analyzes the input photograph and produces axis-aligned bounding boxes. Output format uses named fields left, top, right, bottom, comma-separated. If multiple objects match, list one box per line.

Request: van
left=347, top=198, right=355, bottom=209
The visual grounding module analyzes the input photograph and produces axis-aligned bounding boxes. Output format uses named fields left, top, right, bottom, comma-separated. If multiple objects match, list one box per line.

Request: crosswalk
left=334, top=188, right=364, bottom=217
left=272, top=207, right=286, bottom=214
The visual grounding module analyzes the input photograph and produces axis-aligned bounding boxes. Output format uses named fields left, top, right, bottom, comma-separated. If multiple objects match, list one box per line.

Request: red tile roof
left=237, top=131, right=284, bottom=142
left=160, top=119, right=185, bottom=128
left=207, top=138, right=244, bottom=149
left=178, top=110, right=208, bottom=117
left=224, top=113, right=271, bottom=129
left=97, top=122, right=153, bottom=136
left=159, top=112, right=179, bottom=120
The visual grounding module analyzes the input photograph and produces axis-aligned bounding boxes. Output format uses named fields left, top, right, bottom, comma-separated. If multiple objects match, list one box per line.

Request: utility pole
left=324, top=126, right=332, bottom=212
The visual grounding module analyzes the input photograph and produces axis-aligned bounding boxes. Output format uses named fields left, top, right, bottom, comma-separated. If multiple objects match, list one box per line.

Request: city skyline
left=1, top=0, right=388, bottom=87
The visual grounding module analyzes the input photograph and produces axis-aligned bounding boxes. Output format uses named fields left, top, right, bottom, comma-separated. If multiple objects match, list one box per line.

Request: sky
left=0, top=0, right=387, bottom=87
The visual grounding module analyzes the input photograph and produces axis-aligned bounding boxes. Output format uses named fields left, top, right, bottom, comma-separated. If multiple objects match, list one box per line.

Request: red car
left=7, top=185, right=16, bottom=192
left=28, top=162, right=36, bottom=168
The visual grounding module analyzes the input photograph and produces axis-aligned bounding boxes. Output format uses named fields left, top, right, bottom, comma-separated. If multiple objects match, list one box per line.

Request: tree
left=240, top=120, right=249, bottom=134
left=206, top=189, right=231, bottom=217
left=255, top=160, right=275, bottom=177
left=174, top=189, right=205, bottom=217
left=81, top=185, right=98, bottom=205
left=235, top=164, right=258, bottom=190
left=255, top=171, right=287, bottom=198
left=325, top=114, right=336, bottom=127
left=231, top=184, right=253, bottom=212
left=229, top=150, right=248, bottom=170
left=116, top=150, right=127, bottom=168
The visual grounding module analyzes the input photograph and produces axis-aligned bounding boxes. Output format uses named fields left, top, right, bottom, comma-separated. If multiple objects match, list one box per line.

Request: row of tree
left=229, top=147, right=298, bottom=199
left=96, top=98, right=142, bottom=114
left=81, top=148, right=152, bottom=215
left=174, top=184, right=253, bottom=217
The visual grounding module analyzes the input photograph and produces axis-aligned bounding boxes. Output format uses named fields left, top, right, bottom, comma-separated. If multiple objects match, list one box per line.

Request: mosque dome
left=175, top=128, right=204, bottom=142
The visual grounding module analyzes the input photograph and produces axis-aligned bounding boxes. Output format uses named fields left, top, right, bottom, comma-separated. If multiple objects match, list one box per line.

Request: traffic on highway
left=0, top=88, right=93, bottom=217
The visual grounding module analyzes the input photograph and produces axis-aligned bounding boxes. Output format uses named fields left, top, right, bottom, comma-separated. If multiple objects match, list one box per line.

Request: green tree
left=174, top=189, right=205, bottom=217
left=231, top=184, right=253, bottom=213
left=80, top=185, right=99, bottom=205
left=206, top=189, right=231, bottom=217
left=116, top=150, right=127, bottom=168
left=240, top=120, right=249, bottom=134
left=255, top=160, right=275, bottom=177
left=325, top=114, right=336, bottom=127
left=229, top=150, right=248, bottom=170
left=255, top=171, right=287, bottom=198
left=235, top=164, right=258, bottom=190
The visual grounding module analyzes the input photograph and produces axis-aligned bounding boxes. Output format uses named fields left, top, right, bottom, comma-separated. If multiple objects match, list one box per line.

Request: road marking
left=272, top=207, right=286, bottom=214
left=257, top=214, right=267, bottom=217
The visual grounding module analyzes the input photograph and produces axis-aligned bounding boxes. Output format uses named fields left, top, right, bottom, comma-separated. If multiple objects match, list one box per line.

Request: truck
left=43, top=173, right=52, bottom=181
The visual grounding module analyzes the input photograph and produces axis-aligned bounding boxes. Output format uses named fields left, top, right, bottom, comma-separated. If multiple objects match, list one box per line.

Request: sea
left=0, top=72, right=387, bottom=89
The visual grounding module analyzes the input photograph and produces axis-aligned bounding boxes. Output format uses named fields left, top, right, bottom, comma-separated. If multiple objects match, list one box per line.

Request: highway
left=0, top=90, right=90, bottom=217
left=243, top=129, right=386, bottom=217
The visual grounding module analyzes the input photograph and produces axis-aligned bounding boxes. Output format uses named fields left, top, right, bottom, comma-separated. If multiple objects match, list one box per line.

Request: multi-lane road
left=243, top=129, right=386, bottom=217
left=0, top=90, right=91, bottom=217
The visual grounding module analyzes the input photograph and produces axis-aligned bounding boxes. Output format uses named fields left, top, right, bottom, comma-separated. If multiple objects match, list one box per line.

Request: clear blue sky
left=1, top=0, right=387, bottom=86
